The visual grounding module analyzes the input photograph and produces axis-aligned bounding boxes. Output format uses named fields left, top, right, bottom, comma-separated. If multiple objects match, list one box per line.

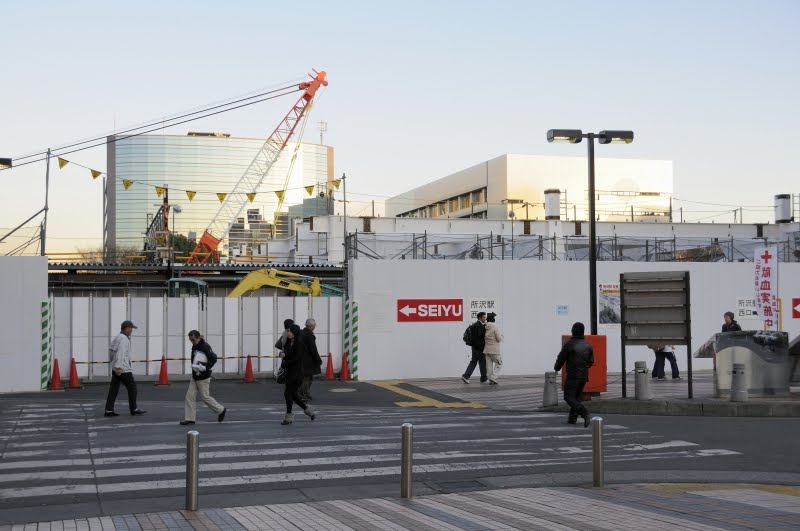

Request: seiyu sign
left=396, top=299, right=464, bottom=322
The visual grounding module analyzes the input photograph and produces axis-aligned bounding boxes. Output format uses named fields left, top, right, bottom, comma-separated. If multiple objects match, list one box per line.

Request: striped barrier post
left=40, top=298, right=54, bottom=391
left=343, top=299, right=359, bottom=380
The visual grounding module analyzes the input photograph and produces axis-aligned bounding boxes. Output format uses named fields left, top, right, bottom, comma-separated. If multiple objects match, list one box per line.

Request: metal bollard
left=592, top=416, right=604, bottom=487
left=543, top=371, right=559, bottom=407
left=186, top=430, right=199, bottom=511
left=401, top=423, right=413, bottom=499
left=634, top=361, right=650, bottom=400
left=731, top=363, right=748, bottom=402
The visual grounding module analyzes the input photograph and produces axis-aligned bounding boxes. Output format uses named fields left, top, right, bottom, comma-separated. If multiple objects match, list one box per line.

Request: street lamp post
left=171, top=205, right=182, bottom=267
left=546, top=129, right=634, bottom=335
left=502, top=199, right=523, bottom=260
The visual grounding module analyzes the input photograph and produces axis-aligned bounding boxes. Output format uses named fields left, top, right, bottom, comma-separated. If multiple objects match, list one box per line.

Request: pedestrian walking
left=104, top=320, right=146, bottom=417
left=299, top=319, right=323, bottom=402
left=554, top=322, right=594, bottom=427
left=483, top=312, right=503, bottom=384
left=180, top=330, right=226, bottom=426
left=461, top=312, right=488, bottom=383
left=279, top=324, right=316, bottom=425
left=649, top=344, right=680, bottom=380
left=722, top=311, right=742, bottom=332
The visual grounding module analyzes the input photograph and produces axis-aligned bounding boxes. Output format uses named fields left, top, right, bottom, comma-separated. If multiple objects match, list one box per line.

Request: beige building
left=385, top=154, right=673, bottom=223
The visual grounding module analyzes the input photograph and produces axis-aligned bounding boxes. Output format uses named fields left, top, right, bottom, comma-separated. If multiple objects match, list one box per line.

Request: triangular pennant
left=246, top=192, right=257, bottom=203
left=274, top=190, right=285, bottom=201
left=57, top=157, right=69, bottom=169
left=90, top=169, right=102, bottom=179
left=217, top=193, right=227, bottom=203
left=305, top=185, right=314, bottom=196
left=155, top=186, right=166, bottom=198
left=122, top=180, right=133, bottom=190
left=332, top=179, right=341, bottom=189
left=186, top=191, right=196, bottom=201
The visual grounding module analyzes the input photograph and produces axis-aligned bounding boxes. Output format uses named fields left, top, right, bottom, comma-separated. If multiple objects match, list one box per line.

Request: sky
left=1, top=0, right=798, bottom=254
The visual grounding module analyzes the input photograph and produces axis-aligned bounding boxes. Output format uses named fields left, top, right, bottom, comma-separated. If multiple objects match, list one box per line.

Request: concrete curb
left=540, top=399, right=800, bottom=417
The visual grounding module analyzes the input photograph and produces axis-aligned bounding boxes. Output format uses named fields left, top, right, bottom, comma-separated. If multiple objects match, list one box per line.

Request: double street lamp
left=546, top=129, right=634, bottom=335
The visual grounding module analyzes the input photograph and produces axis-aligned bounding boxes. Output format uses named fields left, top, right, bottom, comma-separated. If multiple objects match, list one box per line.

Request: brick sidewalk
left=4, top=484, right=799, bottom=531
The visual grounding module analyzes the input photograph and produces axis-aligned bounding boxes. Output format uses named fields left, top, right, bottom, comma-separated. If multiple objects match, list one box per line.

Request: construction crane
left=227, top=269, right=327, bottom=298
left=187, top=69, right=328, bottom=264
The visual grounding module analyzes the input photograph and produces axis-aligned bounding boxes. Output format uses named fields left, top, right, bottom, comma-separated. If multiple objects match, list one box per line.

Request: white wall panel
left=351, top=260, right=800, bottom=380
left=222, top=298, right=240, bottom=373
left=146, top=298, right=165, bottom=376
left=258, top=296, right=275, bottom=372
left=242, top=298, right=260, bottom=371
left=70, top=298, right=90, bottom=375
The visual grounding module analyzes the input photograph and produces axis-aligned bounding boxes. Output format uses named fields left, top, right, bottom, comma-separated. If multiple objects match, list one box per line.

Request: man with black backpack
left=461, top=312, right=488, bottom=383
left=180, top=330, right=226, bottom=425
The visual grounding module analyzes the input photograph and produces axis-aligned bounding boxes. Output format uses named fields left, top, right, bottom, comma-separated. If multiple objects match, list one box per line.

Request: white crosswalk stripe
left=0, top=401, right=740, bottom=504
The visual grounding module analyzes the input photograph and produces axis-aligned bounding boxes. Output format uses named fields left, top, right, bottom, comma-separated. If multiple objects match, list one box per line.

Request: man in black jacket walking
left=554, top=322, right=594, bottom=427
left=461, top=312, right=488, bottom=383
left=299, top=319, right=323, bottom=402
left=180, top=330, right=226, bottom=425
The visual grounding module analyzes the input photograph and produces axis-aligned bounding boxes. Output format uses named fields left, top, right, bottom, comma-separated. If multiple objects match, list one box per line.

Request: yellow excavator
left=227, top=268, right=339, bottom=298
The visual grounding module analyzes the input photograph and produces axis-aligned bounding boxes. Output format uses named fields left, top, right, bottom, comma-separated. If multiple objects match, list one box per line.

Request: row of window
left=399, top=188, right=487, bottom=219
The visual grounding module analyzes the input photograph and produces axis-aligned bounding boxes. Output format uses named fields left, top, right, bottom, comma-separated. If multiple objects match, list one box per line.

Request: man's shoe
left=567, top=419, right=577, bottom=425
left=280, top=413, right=294, bottom=425
left=179, top=420, right=196, bottom=426
left=489, top=379, right=498, bottom=385
left=104, top=411, right=119, bottom=417
left=461, top=376, right=470, bottom=384
left=672, top=377, right=683, bottom=380
left=582, top=414, right=591, bottom=428
left=130, top=409, right=146, bottom=416
left=218, top=408, right=227, bottom=422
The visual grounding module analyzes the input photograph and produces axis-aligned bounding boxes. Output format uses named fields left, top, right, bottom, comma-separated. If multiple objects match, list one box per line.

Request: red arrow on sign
left=793, top=298, right=800, bottom=319
left=397, top=299, right=464, bottom=322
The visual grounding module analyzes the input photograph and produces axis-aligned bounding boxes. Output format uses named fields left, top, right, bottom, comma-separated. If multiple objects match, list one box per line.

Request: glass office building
left=105, top=133, right=333, bottom=257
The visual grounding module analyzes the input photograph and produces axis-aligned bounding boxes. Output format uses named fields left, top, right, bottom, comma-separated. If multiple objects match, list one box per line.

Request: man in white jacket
left=104, top=320, right=146, bottom=417
left=483, top=312, right=503, bottom=384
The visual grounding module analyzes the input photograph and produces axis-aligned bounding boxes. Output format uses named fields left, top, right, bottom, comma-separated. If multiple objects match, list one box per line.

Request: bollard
left=634, top=361, right=650, bottom=400
left=592, top=416, right=604, bottom=487
left=400, top=423, right=413, bottom=499
left=543, top=371, right=559, bottom=407
left=731, top=363, right=748, bottom=402
left=186, top=430, right=199, bottom=511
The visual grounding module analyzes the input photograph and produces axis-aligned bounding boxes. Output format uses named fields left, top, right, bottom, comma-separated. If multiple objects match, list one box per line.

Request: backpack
left=463, top=324, right=474, bottom=346
left=463, top=322, right=484, bottom=346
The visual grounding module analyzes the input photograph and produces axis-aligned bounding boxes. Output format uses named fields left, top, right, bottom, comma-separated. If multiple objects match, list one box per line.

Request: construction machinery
left=227, top=268, right=341, bottom=298
left=188, top=69, right=328, bottom=264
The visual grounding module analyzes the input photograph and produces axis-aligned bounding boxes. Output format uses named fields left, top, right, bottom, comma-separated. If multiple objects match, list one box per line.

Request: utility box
left=560, top=334, right=608, bottom=395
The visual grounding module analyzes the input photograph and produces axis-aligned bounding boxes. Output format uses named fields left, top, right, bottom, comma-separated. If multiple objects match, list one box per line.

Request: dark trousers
left=284, top=380, right=307, bottom=413
left=105, top=372, right=138, bottom=413
left=653, top=352, right=680, bottom=379
left=463, top=348, right=487, bottom=381
left=564, top=379, right=588, bottom=421
left=300, top=375, right=313, bottom=401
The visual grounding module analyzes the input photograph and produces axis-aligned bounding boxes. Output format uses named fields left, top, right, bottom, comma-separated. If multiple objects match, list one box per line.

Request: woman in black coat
left=279, top=324, right=316, bottom=425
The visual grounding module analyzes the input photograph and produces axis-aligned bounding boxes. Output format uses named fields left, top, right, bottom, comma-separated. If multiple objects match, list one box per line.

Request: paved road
left=3, top=380, right=798, bottom=525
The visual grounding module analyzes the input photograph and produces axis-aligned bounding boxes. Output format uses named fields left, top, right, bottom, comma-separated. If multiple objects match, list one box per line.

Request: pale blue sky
left=1, top=0, right=798, bottom=252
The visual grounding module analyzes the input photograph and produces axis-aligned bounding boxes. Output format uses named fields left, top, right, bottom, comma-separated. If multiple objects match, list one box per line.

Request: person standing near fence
left=483, top=312, right=503, bottom=384
left=180, top=330, right=226, bottom=426
left=299, top=319, right=323, bottom=402
left=104, top=320, right=146, bottom=417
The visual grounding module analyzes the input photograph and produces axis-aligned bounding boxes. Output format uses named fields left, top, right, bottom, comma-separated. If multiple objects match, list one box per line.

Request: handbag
left=275, top=366, right=287, bottom=384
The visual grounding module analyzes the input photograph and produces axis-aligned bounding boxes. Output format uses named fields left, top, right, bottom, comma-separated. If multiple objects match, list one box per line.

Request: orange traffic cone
left=68, top=357, right=82, bottom=389
left=243, top=354, right=256, bottom=383
left=49, top=358, right=63, bottom=391
left=155, top=355, right=170, bottom=386
left=325, top=353, right=334, bottom=380
left=340, top=352, right=350, bottom=381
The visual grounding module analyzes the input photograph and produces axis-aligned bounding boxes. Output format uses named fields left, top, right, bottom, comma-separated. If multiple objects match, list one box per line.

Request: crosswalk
left=0, top=401, right=740, bottom=509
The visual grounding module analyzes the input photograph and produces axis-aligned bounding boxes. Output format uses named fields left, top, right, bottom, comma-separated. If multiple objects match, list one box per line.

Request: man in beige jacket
left=483, top=312, right=503, bottom=384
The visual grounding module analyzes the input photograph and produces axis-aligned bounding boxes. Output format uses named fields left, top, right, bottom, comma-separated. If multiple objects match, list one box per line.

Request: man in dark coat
left=299, top=318, right=323, bottom=402
left=461, top=312, right=488, bottom=383
left=722, top=311, right=742, bottom=332
left=554, top=322, right=594, bottom=427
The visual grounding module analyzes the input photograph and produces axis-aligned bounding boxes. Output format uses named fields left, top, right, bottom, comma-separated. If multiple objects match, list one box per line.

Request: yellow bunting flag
left=186, top=191, right=196, bottom=201
left=332, top=179, right=341, bottom=189
left=217, top=193, right=227, bottom=203
left=90, top=169, right=102, bottom=179
left=305, top=185, right=314, bottom=196
left=122, top=180, right=133, bottom=190
left=155, top=186, right=166, bottom=198
left=274, top=190, right=285, bottom=201
left=246, top=193, right=257, bottom=203
left=57, top=157, right=69, bottom=169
